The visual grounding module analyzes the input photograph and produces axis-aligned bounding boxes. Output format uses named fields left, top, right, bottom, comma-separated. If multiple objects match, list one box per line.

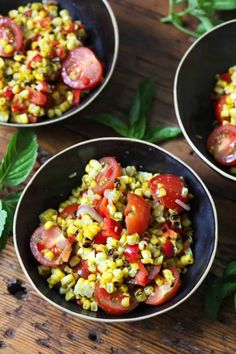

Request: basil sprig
left=84, top=78, right=181, bottom=143
left=0, top=130, right=38, bottom=251
left=162, top=0, right=236, bottom=38
left=205, top=261, right=236, bottom=320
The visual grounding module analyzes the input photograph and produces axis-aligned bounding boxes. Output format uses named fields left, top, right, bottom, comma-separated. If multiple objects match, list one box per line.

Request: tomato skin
left=207, top=124, right=236, bottom=166
left=0, top=17, right=23, bottom=57
left=150, top=174, right=189, bottom=212
left=59, top=204, right=78, bottom=218
left=214, top=94, right=231, bottom=124
left=94, top=197, right=109, bottom=218
left=124, top=244, right=140, bottom=263
left=94, top=231, right=109, bottom=245
left=72, top=89, right=81, bottom=106
left=94, top=283, right=138, bottom=315
left=102, top=218, right=122, bottom=239
left=3, top=87, right=13, bottom=100
left=162, top=239, right=174, bottom=257
left=220, top=73, right=231, bottom=84
left=93, top=157, right=121, bottom=195
left=29, top=89, right=47, bottom=107
left=11, top=98, right=27, bottom=113
left=134, top=260, right=149, bottom=287
left=125, top=193, right=150, bottom=235
left=146, top=267, right=181, bottom=305
left=61, top=47, right=103, bottom=90
left=30, top=225, right=72, bottom=267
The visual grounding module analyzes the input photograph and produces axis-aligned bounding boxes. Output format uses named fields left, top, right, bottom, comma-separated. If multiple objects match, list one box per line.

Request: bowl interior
left=0, top=0, right=117, bottom=127
left=14, top=139, right=217, bottom=321
left=175, top=21, right=236, bottom=180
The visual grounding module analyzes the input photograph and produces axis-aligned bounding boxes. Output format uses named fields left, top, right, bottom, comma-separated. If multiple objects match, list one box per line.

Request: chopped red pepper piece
left=162, top=239, right=174, bottom=257
left=124, top=244, right=140, bottom=263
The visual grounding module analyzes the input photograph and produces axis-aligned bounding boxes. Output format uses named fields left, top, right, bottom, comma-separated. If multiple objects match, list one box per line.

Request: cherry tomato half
left=30, top=225, right=72, bottom=267
left=150, top=174, right=189, bottom=212
left=0, top=17, right=23, bottom=57
left=134, top=260, right=149, bottom=287
left=94, top=283, right=138, bottom=315
left=124, top=193, right=150, bottom=235
left=207, top=124, right=236, bottom=166
left=73, top=260, right=91, bottom=279
left=162, top=239, right=174, bottom=257
left=61, top=47, right=103, bottom=90
left=102, top=218, right=122, bottom=239
left=94, top=197, right=109, bottom=218
left=93, top=157, right=121, bottom=195
left=214, top=94, right=231, bottom=124
left=146, top=267, right=181, bottom=305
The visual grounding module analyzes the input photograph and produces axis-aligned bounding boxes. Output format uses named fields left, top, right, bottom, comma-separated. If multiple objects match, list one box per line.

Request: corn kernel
left=121, top=297, right=130, bottom=307
left=44, top=221, right=55, bottom=231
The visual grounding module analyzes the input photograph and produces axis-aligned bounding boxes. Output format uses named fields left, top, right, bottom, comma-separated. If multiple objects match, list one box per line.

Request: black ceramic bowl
left=174, top=20, right=236, bottom=183
left=0, top=0, right=119, bottom=127
left=14, top=138, right=217, bottom=322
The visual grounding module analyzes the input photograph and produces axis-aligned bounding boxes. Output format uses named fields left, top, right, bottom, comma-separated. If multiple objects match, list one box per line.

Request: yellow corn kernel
left=180, top=254, right=194, bottom=266
left=44, top=221, right=55, bottom=231
left=121, top=297, right=130, bottom=308
left=163, top=269, right=175, bottom=286
left=61, top=274, right=76, bottom=288
left=141, top=258, right=153, bottom=264
left=150, top=235, right=159, bottom=245
left=101, top=272, right=113, bottom=283
left=0, top=58, right=5, bottom=69
left=106, top=283, right=115, bottom=294
left=90, top=301, right=98, bottom=312
left=65, top=289, right=75, bottom=301
left=141, top=249, right=152, bottom=259
left=69, top=255, right=80, bottom=268
left=88, top=274, right=97, bottom=281
left=155, top=276, right=164, bottom=286
left=4, top=44, right=14, bottom=54
left=154, top=255, right=164, bottom=266
left=144, top=286, right=154, bottom=296
left=127, top=234, right=140, bottom=245
left=44, top=250, right=55, bottom=261
left=116, top=259, right=124, bottom=267
left=113, top=268, right=123, bottom=280
left=12, top=85, right=20, bottom=94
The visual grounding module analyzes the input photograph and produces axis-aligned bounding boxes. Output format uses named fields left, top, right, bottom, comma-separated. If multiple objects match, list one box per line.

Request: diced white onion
left=76, top=206, right=103, bottom=223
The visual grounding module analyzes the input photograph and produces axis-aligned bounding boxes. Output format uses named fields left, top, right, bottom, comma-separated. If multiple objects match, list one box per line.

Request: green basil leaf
left=2, top=190, right=22, bottom=236
left=83, top=114, right=129, bottom=137
left=0, top=201, right=7, bottom=252
left=143, top=125, right=182, bottom=143
left=128, top=78, right=154, bottom=137
left=223, top=261, right=236, bottom=277
left=198, top=16, right=214, bottom=31
left=0, top=129, right=38, bottom=187
left=213, top=0, right=236, bottom=10
left=205, top=275, right=236, bottom=320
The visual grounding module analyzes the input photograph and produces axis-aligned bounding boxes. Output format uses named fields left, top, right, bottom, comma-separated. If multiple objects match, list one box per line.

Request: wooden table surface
left=1, top=1, right=236, bottom=353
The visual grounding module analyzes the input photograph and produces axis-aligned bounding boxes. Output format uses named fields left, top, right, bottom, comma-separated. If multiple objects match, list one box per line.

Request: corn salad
left=30, top=157, right=194, bottom=315
left=0, top=2, right=103, bottom=124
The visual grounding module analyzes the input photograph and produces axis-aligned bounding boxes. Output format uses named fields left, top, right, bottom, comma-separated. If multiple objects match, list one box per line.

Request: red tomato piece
left=73, top=260, right=91, bottom=279
left=72, top=89, right=81, bottom=106
left=94, top=283, right=138, bottom=315
left=220, top=73, right=231, bottom=84
left=3, top=87, right=13, bottom=100
left=102, top=218, right=122, bottom=239
left=60, top=203, right=78, bottom=218
left=93, top=157, right=121, bottom=195
left=94, top=197, right=109, bottom=218
left=0, top=17, right=23, bottom=57
left=150, top=174, right=189, bottom=212
left=124, top=244, right=140, bottom=263
left=28, top=115, right=39, bottom=123
left=30, top=225, right=72, bottom=267
left=162, top=239, right=174, bottom=257
left=61, top=47, right=103, bottom=90
left=214, top=94, right=231, bottom=124
left=26, top=53, right=42, bottom=69
left=146, top=267, right=181, bottom=305
left=94, top=231, right=109, bottom=245
left=134, top=260, right=149, bottom=287
left=207, top=124, right=236, bottom=166
left=124, top=193, right=150, bottom=235
left=11, top=96, right=27, bottom=113
left=29, top=89, right=47, bottom=107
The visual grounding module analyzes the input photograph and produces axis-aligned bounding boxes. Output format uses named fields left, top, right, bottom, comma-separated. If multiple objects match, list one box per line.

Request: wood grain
left=0, top=1, right=236, bottom=353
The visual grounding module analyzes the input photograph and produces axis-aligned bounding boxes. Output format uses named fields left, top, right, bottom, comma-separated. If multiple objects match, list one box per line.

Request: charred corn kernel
left=82, top=299, right=91, bottom=310
left=44, top=221, right=55, bottom=231
left=135, top=289, right=147, bottom=302
left=180, top=254, right=194, bottom=266
left=38, top=265, right=51, bottom=276
left=88, top=274, right=96, bottom=281
left=121, top=297, right=130, bottom=307
left=144, top=286, right=154, bottom=296
left=155, top=276, right=164, bottom=286
left=65, top=289, right=75, bottom=301
left=44, top=250, right=55, bottom=261
left=127, top=234, right=140, bottom=245
left=106, top=283, right=115, bottom=294
left=69, top=255, right=80, bottom=267
left=141, top=249, right=152, bottom=259
left=163, top=269, right=175, bottom=285
left=61, top=274, right=76, bottom=288
left=90, top=301, right=98, bottom=312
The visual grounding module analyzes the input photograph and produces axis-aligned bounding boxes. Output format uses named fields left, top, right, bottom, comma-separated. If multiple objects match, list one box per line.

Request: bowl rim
left=0, top=0, right=119, bottom=128
left=174, top=19, right=236, bottom=182
left=13, top=137, right=218, bottom=322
